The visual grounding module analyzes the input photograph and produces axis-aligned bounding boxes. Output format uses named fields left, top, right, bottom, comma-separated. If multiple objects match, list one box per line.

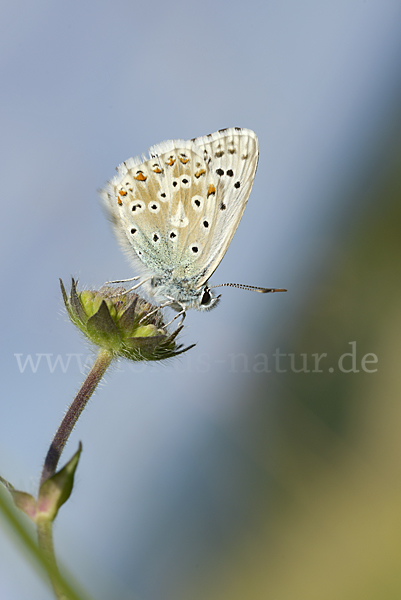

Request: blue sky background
left=1, top=2, right=401, bottom=599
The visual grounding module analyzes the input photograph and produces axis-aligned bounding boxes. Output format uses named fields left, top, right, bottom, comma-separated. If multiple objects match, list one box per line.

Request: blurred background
left=1, top=1, right=401, bottom=599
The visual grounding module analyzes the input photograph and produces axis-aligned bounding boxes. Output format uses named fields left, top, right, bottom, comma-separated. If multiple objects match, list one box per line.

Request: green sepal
left=37, top=443, right=82, bottom=522
left=86, top=300, right=121, bottom=349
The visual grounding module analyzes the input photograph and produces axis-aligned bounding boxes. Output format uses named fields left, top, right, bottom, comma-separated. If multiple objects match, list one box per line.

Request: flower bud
left=60, top=278, right=194, bottom=361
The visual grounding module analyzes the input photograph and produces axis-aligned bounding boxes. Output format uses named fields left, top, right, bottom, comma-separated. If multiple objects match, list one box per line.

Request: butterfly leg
left=105, top=275, right=141, bottom=285
left=124, top=277, right=152, bottom=294
left=139, top=299, right=175, bottom=323
left=164, top=301, right=187, bottom=328
left=164, top=311, right=186, bottom=328
left=105, top=276, right=152, bottom=297
left=139, top=298, right=187, bottom=327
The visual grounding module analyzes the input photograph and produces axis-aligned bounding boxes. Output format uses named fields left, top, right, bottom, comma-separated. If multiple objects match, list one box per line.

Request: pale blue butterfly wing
left=189, top=129, right=259, bottom=286
left=101, top=127, right=259, bottom=310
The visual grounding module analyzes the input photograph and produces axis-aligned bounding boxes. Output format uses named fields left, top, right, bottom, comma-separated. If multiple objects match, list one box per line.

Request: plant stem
left=36, top=515, right=68, bottom=600
left=0, top=489, right=88, bottom=600
left=40, top=348, right=113, bottom=486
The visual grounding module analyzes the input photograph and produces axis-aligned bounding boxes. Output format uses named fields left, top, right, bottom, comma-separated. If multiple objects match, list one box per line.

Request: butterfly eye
left=200, top=288, right=212, bottom=306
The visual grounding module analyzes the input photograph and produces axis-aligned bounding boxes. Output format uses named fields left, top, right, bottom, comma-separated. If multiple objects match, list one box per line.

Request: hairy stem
left=40, top=348, right=113, bottom=485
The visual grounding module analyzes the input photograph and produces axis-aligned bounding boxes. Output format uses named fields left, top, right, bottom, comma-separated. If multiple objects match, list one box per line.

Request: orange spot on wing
left=166, top=157, right=176, bottom=166
left=118, top=189, right=127, bottom=196
left=179, top=156, right=189, bottom=164
left=152, top=166, right=162, bottom=173
left=134, top=171, right=147, bottom=181
left=207, top=184, right=216, bottom=197
left=117, top=197, right=123, bottom=206
left=195, top=169, right=206, bottom=178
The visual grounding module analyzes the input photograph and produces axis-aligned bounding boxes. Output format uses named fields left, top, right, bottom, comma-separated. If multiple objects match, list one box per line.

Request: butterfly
left=100, top=127, right=286, bottom=314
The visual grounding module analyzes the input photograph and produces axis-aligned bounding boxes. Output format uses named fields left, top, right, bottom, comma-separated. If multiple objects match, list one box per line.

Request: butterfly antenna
left=210, top=283, right=287, bottom=294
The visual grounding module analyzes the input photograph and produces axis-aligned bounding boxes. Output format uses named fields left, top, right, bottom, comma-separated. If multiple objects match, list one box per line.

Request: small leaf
left=10, top=491, right=37, bottom=521
left=0, top=474, right=14, bottom=492
left=0, top=475, right=38, bottom=521
left=37, top=443, right=82, bottom=521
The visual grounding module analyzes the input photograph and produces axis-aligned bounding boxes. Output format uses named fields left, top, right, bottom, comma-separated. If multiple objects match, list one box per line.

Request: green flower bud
left=60, top=278, right=194, bottom=361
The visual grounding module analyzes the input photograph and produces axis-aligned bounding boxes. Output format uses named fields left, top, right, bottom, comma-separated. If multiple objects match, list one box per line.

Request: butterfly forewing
left=190, top=129, right=259, bottom=285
